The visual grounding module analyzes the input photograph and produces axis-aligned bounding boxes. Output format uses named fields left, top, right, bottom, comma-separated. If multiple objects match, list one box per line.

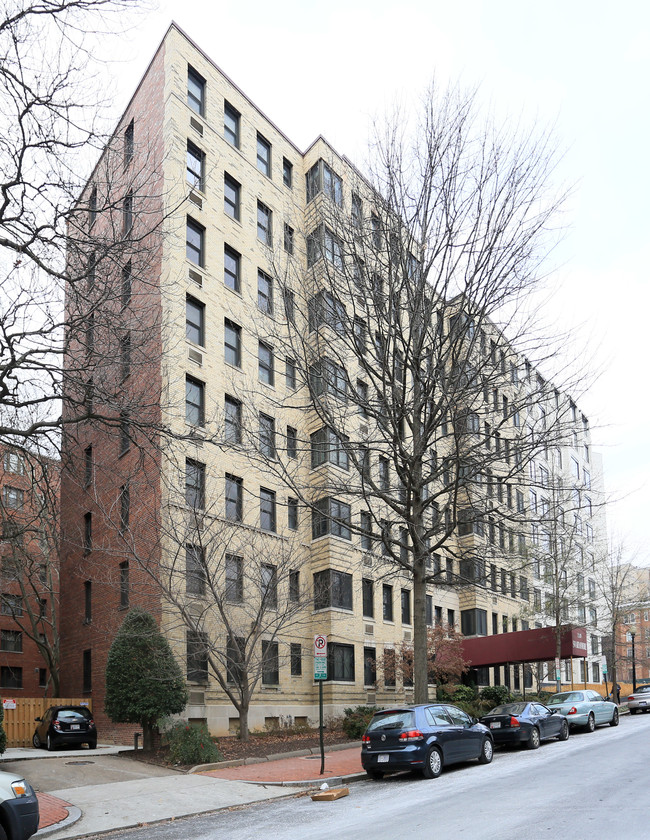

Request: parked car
left=32, top=705, right=97, bottom=751
left=479, top=701, right=569, bottom=749
left=361, top=704, right=493, bottom=779
left=546, top=690, right=618, bottom=731
left=627, top=684, right=650, bottom=714
left=0, top=769, right=39, bottom=840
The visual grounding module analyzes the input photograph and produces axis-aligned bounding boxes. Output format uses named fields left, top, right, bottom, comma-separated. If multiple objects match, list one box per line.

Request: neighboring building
left=59, top=23, right=607, bottom=739
left=0, top=445, right=59, bottom=695
left=618, top=604, right=650, bottom=685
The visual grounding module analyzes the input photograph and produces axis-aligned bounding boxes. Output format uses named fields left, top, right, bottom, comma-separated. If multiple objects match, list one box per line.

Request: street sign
left=314, top=634, right=327, bottom=656
left=314, top=655, right=327, bottom=680
left=602, top=655, right=608, bottom=675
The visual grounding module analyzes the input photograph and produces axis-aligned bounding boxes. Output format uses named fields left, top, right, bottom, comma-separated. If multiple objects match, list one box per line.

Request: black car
left=33, top=705, right=97, bottom=751
left=361, top=704, right=493, bottom=779
left=480, top=701, right=569, bottom=749
left=0, top=771, right=39, bottom=840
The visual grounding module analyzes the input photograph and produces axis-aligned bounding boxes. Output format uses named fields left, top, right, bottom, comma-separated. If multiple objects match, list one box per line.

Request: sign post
left=314, top=635, right=327, bottom=774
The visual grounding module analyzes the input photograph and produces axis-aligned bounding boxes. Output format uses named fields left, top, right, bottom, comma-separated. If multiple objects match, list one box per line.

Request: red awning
left=460, top=625, right=589, bottom=667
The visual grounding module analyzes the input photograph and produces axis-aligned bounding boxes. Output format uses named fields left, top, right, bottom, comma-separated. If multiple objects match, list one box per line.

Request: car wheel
left=89, top=741, right=97, bottom=749
left=367, top=769, right=384, bottom=780
left=32, top=732, right=41, bottom=749
left=478, top=737, right=493, bottom=765
left=585, top=713, right=596, bottom=733
left=610, top=709, right=619, bottom=727
left=630, top=708, right=637, bottom=715
left=46, top=734, right=55, bottom=751
left=0, top=822, right=7, bottom=840
left=558, top=720, right=569, bottom=741
left=527, top=727, right=540, bottom=750
left=422, top=746, right=443, bottom=779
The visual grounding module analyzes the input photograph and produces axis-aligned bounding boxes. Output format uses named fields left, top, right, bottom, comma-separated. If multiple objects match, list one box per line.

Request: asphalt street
left=92, top=713, right=650, bottom=840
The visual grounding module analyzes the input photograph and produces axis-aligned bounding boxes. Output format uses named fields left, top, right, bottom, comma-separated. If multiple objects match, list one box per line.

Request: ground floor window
left=327, top=643, right=354, bottom=682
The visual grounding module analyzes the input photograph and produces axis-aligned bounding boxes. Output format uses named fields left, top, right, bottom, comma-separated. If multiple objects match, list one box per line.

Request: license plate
left=70, top=724, right=80, bottom=730
left=489, top=722, right=501, bottom=729
left=640, top=702, right=647, bottom=706
left=377, top=754, right=389, bottom=763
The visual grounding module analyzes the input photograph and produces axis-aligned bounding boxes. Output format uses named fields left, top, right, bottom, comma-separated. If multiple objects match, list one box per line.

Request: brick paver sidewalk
left=37, top=792, right=72, bottom=829
left=201, top=746, right=364, bottom=784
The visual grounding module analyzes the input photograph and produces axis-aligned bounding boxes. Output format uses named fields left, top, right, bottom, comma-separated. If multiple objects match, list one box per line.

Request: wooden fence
left=1, top=698, right=93, bottom=748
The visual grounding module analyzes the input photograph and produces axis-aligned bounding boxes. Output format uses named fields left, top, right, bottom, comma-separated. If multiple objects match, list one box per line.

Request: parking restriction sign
left=314, top=634, right=327, bottom=656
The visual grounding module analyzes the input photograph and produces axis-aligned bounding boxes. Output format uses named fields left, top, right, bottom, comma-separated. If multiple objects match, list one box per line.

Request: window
left=360, top=511, right=373, bottom=550
left=3, top=487, right=23, bottom=510
left=186, top=296, right=204, bottom=346
left=120, top=333, right=130, bottom=381
left=0, top=630, right=22, bottom=653
left=285, top=357, right=297, bottom=389
left=257, top=269, right=273, bottom=314
left=1, top=666, right=22, bottom=689
left=1, top=594, right=22, bottom=618
left=314, top=569, right=353, bottom=611
left=261, top=640, right=279, bottom=685
left=290, top=643, right=302, bottom=676
left=306, top=159, right=342, bottom=205
left=379, top=456, right=389, bottom=490
left=119, top=484, right=130, bottom=533
left=288, top=497, right=299, bottom=530
left=185, top=376, right=205, bottom=426
left=256, top=133, right=271, bottom=176
left=89, top=185, right=97, bottom=227
left=283, top=223, right=294, bottom=254
left=224, top=173, right=240, bottom=220
left=258, top=341, right=274, bottom=385
left=382, top=584, right=393, bottom=622
left=259, top=413, right=276, bottom=458
left=226, top=635, right=244, bottom=684
left=188, top=66, right=205, bottom=115
left=124, top=118, right=134, bottom=166
left=257, top=201, right=272, bottom=246
left=82, top=650, right=91, bottom=693
left=225, top=474, right=243, bottom=521
left=371, top=213, right=381, bottom=248
left=362, top=578, right=374, bottom=618
left=283, top=288, right=295, bottom=324
left=187, top=630, right=208, bottom=682
left=328, top=643, right=354, bottom=681
left=119, top=561, right=129, bottom=608
left=120, top=411, right=130, bottom=455
left=225, top=554, right=243, bottom=602
left=311, top=427, right=349, bottom=470
left=224, top=320, right=241, bottom=367
left=83, top=511, right=92, bottom=553
left=260, top=488, right=276, bottom=532
left=186, top=544, right=206, bottom=596
left=312, top=497, right=351, bottom=540
left=122, top=190, right=133, bottom=235
left=401, top=590, right=411, bottom=625
left=261, top=563, right=277, bottom=608
left=186, top=141, right=204, bottom=190
left=282, top=157, right=293, bottom=187
left=461, top=608, right=487, bottom=636
left=224, top=245, right=240, bottom=292
left=310, top=358, right=347, bottom=401
left=186, top=217, right=204, bottom=266
left=3, top=451, right=24, bottom=475
left=287, top=426, right=298, bottom=459
left=289, top=569, right=300, bottom=601
left=224, top=101, right=239, bottom=146
left=351, top=192, right=362, bottom=228
left=308, top=290, right=345, bottom=333
left=307, top=224, right=343, bottom=269
left=185, top=459, right=205, bottom=509
left=224, top=396, right=242, bottom=444
left=83, top=580, right=92, bottom=623
left=87, top=251, right=96, bottom=291
left=121, top=260, right=131, bottom=309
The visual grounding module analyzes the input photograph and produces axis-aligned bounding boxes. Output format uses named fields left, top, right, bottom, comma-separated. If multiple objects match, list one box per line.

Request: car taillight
left=399, top=729, right=424, bottom=742
left=89, top=719, right=95, bottom=728
left=509, top=716, right=520, bottom=727
left=629, top=695, right=635, bottom=702
left=567, top=707, right=578, bottom=715
left=53, top=719, right=61, bottom=731
left=362, top=734, right=370, bottom=744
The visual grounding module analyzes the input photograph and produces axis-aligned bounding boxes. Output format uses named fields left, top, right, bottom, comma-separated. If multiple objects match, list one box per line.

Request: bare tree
left=251, top=83, right=579, bottom=703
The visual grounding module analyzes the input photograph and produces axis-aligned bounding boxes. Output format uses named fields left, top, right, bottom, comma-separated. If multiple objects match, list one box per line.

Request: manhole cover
left=65, top=761, right=95, bottom=766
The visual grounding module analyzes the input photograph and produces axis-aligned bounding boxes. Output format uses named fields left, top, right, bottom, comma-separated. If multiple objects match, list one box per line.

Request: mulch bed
left=120, top=728, right=355, bottom=770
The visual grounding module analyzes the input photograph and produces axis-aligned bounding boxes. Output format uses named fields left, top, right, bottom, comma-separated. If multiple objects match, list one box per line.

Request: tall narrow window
left=257, top=269, right=273, bottom=314
left=186, top=217, right=204, bottom=266
left=258, top=341, right=274, bottom=385
left=224, top=396, right=242, bottom=444
left=225, top=554, right=243, bottom=602
left=283, top=158, right=293, bottom=187
left=120, top=333, right=131, bottom=381
left=256, top=133, right=271, bottom=176
left=83, top=512, right=92, bottom=554
left=89, top=185, right=97, bottom=226
left=84, top=581, right=92, bottom=623
left=124, top=118, right=134, bottom=167
left=288, top=498, right=299, bottom=531
left=186, top=296, right=204, bottom=346
left=258, top=413, right=276, bottom=458
left=224, top=245, right=240, bottom=292
left=261, top=563, right=277, bottom=608
left=224, top=101, right=239, bottom=146
left=224, top=174, right=240, bottom=220
left=225, top=474, right=243, bottom=522
left=188, top=66, right=205, bottom=115
left=119, top=484, right=129, bottom=533
left=186, top=141, right=204, bottom=191
left=122, top=191, right=133, bottom=235
left=119, top=411, right=130, bottom=455
left=185, top=459, right=205, bottom=509
left=185, top=375, right=205, bottom=426
left=260, top=488, right=276, bottom=532
left=257, top=201, right=272, bottom=246
left=186, top=544, right=206, bottom=595
left=84, top=445, right=93, bottom=487
left=224, top=320, right=241, bottom=366
left=121, top=260, right=132, bottom=309
left=119, top=561, right=129, bottom=608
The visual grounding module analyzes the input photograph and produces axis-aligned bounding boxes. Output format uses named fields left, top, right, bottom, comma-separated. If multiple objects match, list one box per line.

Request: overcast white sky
left=107, top=0, right=650, bottom=560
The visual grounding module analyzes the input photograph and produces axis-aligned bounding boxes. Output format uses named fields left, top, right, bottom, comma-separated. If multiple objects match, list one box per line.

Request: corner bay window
left=314, top=569, right=352, bottom=611
left=310, top=427, right=349, bottom=470
left=312, top=497, right=351, bottom=540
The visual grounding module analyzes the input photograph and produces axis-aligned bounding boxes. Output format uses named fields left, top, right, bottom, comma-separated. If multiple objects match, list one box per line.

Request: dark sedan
left=33, top=705, right=97, bottom=751
left=480, top=701, right=569, bottom=749
left=361, top=704, right=493, bottom=779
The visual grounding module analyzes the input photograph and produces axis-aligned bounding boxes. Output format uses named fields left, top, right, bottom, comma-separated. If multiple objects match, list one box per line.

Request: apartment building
left=0, top=445, right=59, bottom=695
left=59, top=23, right=607, bottom=738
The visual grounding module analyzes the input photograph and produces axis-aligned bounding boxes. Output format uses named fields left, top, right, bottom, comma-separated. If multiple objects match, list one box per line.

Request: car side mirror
left=472, top=717, right=478, bottom=725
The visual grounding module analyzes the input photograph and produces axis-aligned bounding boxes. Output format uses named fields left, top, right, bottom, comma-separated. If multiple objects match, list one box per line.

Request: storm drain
left=65, top=761, right=95, bottom=766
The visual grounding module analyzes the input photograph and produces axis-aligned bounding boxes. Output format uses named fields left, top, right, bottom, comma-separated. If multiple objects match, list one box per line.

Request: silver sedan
left=628, top=685, right=650, bottom=714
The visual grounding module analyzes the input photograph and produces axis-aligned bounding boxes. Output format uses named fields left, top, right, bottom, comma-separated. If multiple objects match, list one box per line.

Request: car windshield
left=367, top=711, right=415, bottom=732
left=547, top=692, right=583, bottom=705
left=56, top=709, right=92, bottom=722
left=489, top=703, right=527, bottom=715
left=636, top=686, right=650, bottom=693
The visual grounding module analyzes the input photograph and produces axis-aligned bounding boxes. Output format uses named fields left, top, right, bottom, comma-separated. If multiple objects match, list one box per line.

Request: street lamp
left=630, top=629, right=637, bottom=692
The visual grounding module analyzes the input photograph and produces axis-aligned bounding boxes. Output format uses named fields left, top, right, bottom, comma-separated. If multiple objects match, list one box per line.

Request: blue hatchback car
left=361, top=704, right=493, bottom=779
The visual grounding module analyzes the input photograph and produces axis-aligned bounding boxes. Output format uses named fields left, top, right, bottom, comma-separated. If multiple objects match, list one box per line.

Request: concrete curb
left=36, top=805, right=82, bottom=836
left=189, top=742, right=361, bottom=775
